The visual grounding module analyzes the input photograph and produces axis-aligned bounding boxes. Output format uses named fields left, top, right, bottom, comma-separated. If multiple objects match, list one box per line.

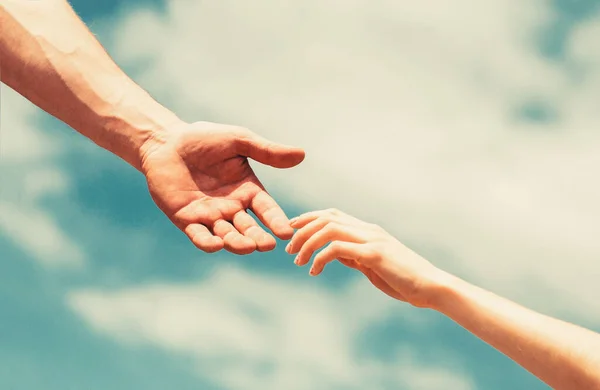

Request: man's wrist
left=99, top=84, right=185, bottom=172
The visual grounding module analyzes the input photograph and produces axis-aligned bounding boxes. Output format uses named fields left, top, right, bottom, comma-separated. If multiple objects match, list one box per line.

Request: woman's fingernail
left=309, top=267, right=316, bottom=276
left=294, top=256, right=300, bottom=265
left=289, top=217, right=298, bottom=226
left=285, top=242, right=292, bottom=253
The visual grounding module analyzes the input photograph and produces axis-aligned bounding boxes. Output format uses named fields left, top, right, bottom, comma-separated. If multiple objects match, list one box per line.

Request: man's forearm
left=0, top=0, right=183, bottom=171
left=428, top=272, right=600, bottom=389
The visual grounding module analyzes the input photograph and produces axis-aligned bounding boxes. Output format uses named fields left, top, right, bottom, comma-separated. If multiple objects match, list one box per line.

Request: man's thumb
left=235, top=133, right=305, bottom=168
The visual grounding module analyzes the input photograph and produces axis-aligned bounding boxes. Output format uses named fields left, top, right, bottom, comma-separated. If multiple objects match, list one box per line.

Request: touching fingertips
left=275, top=224, right=294, bottom=240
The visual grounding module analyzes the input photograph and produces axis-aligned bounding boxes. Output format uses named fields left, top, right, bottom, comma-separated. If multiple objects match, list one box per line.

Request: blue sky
left=2, top=1, right=600, bottom=389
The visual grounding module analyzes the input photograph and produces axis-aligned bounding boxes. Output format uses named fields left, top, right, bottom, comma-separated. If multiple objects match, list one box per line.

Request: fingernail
left=309, top=267, right=316, bottom=276
left=289, top=217, right=298, bottom=226
left=285, top=242, right=292, bottom=253
left=294, top=256, right=300, bottom=265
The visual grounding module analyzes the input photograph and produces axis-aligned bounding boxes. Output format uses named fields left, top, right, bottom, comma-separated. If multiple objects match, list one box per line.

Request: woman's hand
left=287, top=208, right=445, bottom=307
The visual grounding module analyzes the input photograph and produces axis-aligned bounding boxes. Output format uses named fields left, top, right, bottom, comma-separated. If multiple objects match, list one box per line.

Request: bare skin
left=288, top=208, right=600, bottom=390
left=0, top=0, right=305, bottom=254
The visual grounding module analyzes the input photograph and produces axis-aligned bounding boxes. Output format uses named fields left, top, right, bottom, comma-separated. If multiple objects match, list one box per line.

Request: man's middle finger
left=233, top=211, right=276, bottom=252
left=213, top=219, right=257, bottom=255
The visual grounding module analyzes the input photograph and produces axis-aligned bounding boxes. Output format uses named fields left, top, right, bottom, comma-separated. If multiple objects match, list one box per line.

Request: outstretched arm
left=0, top=0, right=182, bottom=171
left=433, top=272, right=600, bottom=390
left=0, top=0, right=305, bottom=254
left=287, top=209, right=600, bottom=390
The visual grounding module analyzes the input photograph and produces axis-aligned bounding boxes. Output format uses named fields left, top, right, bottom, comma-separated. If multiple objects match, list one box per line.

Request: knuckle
left=322, top=222, right=340, bottom=235
left=232, top=127, right=254, bottom=145
left=372, top=241, right=388, bottom=253
left=328, top=241, right=343, bottom=253
left=326, top=208, right=339, bottom=216
left=362, top=243, right=384, bottom=262
left=366, top=222, right=383, bottom=231
left=191, top=120, right=212, bottom=129
left=233, top=126, right=252, bottom=136
left=263, top=143, right=276, bottom=159
left=316, top=216, right=330, bottom=226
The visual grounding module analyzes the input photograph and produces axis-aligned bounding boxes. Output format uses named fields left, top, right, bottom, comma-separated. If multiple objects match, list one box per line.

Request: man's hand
left=140, top=122, right=305, bottom=255
left=286, top=208, right=443, bottom=307
left=0, top=2, right=305, bottom=256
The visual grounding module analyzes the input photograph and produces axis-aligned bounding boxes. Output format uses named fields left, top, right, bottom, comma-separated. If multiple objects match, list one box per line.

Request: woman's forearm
left=0, top=0, right=183, bottom=171
left=428, top=272, right=600, bottom=389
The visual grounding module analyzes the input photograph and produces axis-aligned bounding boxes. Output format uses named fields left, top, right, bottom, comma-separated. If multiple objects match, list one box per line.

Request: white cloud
left=0, top=200, right=83, bottom=266
left=0, top=86, right=62, bottom=163
left=393, top=350, right=474, bottom=390
left=0, top=86, right=84, bottom=266
left=69, top=264, right=473, bottom=390
left=104, top=0, right=600, bottom=322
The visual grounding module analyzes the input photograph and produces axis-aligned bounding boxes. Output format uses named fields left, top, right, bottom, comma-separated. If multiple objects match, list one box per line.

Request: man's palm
left=141, top=122, right=305, bottom=254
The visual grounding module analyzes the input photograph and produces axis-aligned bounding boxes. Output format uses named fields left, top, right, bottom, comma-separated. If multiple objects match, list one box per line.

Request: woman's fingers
left=338, top=257, right=362, bottom=271
left=289, top=209, right=369, bottom=266
left=289, top=211, right=321, bottom=229
left=289, top=208, right=347, bottom=230
left=288, top=208, right=361, bottom=257
left=309, top=241, right=366, bottom=275
left=286, top=217, right=329, bottom=255
left=294, top=222, right=358, bottom=266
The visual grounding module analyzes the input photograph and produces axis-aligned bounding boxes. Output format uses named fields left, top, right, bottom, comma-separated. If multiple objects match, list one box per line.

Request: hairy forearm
left=0, top=0, right=183, bottom=170
left=428, top=272, right=600, bottom=389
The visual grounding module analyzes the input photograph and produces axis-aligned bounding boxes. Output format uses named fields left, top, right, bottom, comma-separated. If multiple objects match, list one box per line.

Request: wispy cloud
left=68, top=264, right=473, bottom=390
left=0, top=87, right=84, bottom=267
left=104, top=0, right=600, bottom=322
left=2, top=2, right=598, bottom=389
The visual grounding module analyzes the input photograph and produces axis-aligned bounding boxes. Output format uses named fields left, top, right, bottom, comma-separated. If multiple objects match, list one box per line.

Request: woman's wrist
left=417, top=268, right=464, bottom=311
